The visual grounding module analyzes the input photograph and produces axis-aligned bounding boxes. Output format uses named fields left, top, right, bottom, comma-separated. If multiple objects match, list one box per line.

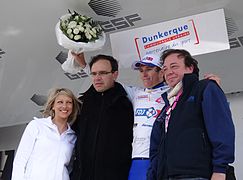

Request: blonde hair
left=42, top=88, right=80, bottom=124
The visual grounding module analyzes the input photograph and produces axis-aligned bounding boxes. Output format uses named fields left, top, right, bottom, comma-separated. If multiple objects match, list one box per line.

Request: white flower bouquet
left=55, top=10, right=106, bottom=74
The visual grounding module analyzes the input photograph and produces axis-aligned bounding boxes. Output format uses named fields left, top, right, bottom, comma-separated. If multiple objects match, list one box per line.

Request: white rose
left=74, top=35, right=81, bottom=40
left=84, top=28, right=91, bottom=33
left=73, top=28, right=80, bottom=34
left=84, top=23, right=91, bottom=29
left=80, top=27, right=84, bottom=32
left=76, top=25, right=84, bottom=32
left=61, top=21, right=66, bottom=28
left=68, top=21, right=77, bottom=28
left=67, top=29, right=72, bottom=34
left=74, top=15, right=79, bottom=21
left=85, top=33, right=92, bottom=40
left=69, top=34, right=74, bottom=39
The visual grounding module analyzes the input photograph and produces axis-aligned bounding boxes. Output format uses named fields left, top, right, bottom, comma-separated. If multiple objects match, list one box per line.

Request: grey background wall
left=226, top=92, right=243, bottom=179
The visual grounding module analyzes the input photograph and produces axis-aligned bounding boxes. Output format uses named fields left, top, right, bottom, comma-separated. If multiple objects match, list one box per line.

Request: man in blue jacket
left=148, top=49, right=235, bottom=180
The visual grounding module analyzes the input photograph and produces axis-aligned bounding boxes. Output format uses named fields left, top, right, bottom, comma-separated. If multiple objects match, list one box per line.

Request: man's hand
left=211, top=172, right=226, bottom=180
left=204, top=73, right=221, bottom=86
left=71, top=52, right=86, bottom=68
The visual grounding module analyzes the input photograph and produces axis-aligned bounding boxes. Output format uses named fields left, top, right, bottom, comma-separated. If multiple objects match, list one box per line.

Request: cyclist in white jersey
left=62, top=51, right=220, bottom=180
left=124, top=55, right=169, bottom=180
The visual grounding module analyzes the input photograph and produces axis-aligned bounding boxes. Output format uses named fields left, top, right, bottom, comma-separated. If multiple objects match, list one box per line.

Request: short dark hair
left=89, top=54, right=118, bottom=72
left=161, top=49, right=199, bottom=77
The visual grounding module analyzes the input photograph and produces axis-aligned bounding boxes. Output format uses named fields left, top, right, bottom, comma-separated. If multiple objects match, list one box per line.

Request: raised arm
left=71, top=52, right=87, bottom=69
left=61, top=51, right=89, bottom=74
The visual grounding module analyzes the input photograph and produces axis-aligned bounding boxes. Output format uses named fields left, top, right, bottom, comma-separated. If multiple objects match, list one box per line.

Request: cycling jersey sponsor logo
left=135, top=107, right=157, bottom=118
left=155, top=97, right=163, bottom=104
left=137, top=95, right=149, bottom=99
left=142, top=124, right=153, bottom=127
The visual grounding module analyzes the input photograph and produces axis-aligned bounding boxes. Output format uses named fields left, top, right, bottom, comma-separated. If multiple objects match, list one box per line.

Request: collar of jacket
left=150, top=81, right=166, bottom=89
left=161, top=74, right=198, bottom=106
left=34, top=116, right=75, bottom=135
left=182, top=73, right=199, bottom=93
left=83, top=82, right=128, bottom=102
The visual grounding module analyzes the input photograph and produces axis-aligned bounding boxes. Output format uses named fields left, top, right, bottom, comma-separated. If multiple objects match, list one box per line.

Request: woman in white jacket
left=11, top=88, right=80, bottom=180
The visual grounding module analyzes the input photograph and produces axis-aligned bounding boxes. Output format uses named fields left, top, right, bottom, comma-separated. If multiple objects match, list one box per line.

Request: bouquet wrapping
left=55, top=11, right=106, bottom=74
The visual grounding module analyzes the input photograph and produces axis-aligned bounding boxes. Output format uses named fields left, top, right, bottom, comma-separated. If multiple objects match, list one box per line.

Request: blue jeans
left=128, top=159, right=150, bottom=180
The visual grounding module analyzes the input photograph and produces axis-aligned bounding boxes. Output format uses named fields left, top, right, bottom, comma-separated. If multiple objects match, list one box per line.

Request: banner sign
left=110, top=9, right=229, bottom=68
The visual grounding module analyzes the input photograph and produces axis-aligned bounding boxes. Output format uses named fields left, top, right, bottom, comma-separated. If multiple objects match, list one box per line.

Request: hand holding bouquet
left=56, top=10, right=106, bottom=74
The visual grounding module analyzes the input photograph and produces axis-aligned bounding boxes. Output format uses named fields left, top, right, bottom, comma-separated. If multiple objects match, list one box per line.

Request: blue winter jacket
left=147, top=74, right=235, bottom=179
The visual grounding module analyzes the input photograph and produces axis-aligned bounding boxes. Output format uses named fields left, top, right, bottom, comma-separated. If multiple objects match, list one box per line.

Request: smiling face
left=52, top=94, right=73, bottom=122
left=91, top=59, right=118, bottom=92
left=138, top=65, right=164, bottom=88
left=163, top=53, right=194, bottom=88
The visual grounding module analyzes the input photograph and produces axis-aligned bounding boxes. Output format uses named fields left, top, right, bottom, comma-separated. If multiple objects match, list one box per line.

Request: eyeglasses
left=90, top=71, right=113, bottom=77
